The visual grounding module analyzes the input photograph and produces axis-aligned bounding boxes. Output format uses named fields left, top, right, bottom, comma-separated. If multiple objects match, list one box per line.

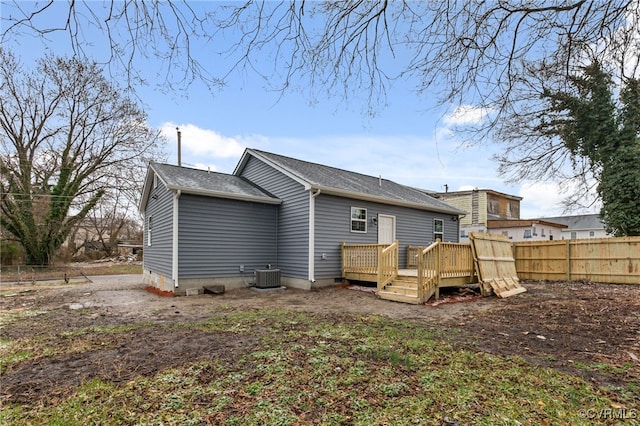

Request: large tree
left=0, top=49, right=163, bottom=265
left=501, top=63, right=640, bottom=235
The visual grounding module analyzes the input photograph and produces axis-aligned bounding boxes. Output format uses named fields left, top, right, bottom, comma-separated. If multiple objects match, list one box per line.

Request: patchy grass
left=1, top=309, right=631, bottom=425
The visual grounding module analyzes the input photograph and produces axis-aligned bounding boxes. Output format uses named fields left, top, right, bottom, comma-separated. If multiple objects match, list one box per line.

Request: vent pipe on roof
left=379, top=175, right=382, bottom=187
left=176, top=127, right=182, bottom=167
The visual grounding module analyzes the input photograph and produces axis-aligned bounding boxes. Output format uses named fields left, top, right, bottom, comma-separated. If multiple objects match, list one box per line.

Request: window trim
left=434, top=218, right=444, bottom=241
left=350, top=207, right=367, bottom=233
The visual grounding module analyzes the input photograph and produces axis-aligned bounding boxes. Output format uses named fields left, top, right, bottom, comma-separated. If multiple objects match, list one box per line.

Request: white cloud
left=160, top=122, right=249, bottom=159
left=457, top=185, right=477, bottom=191
left=443, top=105, right=490, bottom=126
left=518, top=182, right=567, bottom=218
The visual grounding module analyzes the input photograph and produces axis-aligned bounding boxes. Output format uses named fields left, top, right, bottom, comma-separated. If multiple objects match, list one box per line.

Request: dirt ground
left=1, top=275, right=639, bottom=404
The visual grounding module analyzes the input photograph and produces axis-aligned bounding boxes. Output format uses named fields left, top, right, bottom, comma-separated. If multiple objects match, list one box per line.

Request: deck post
left=376, top=244, right=383, bottom=293
left=435, top=239, right=441, bottom=299
left=341, top=242, right=346, bottom=279
left=417, top=251, right=424, bottom=302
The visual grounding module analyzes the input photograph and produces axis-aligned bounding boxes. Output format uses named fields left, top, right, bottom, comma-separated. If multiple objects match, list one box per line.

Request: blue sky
left=3, top=1, right=595, bottom=218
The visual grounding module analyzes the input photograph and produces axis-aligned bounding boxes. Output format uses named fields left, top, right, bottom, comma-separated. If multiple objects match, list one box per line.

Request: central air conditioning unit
left=254, top=269, right=281, bottom=289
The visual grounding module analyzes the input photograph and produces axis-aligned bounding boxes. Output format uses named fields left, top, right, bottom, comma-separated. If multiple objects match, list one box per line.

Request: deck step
left=382, top=283, right=418, bottom=296
left=397, top=275, right=418, bottom=281
left=377, top=290, right=421, bottom=305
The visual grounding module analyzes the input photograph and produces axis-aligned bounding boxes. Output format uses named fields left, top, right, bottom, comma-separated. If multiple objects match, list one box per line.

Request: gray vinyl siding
left=142, top=182, right=174, bottom=278
left=178, top=194, right=278, bottom=278
left=239, top=156, right=309, bottom=279
left=314, top=194, right=459, bottom=280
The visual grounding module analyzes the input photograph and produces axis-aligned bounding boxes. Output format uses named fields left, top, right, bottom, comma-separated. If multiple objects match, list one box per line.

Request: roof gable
left=235, top=149, right=464, bottom=214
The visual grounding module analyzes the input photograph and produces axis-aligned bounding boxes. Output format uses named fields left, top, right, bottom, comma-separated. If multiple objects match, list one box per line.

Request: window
left=571, top=231, right=577, bottom=239
left=589, top=231, right=595, bottom=237
left=541, top=228, right=546, bottom=237
left=350, top=207, right=367, bottom=233
left=523, top=229, right=532, bottom=239
left=502, top=231, right=509, bottom=237
left=147, top=216, right=153, bottom=246
left=460, top=230, right=468, bottom=238
left=434, top=219, right=444, bottom=241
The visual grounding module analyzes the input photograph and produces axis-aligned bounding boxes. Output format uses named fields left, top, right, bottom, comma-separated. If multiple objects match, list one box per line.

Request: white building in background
left=434, top=189, right=609, bottom=242
left=535, top=214, right=610, bottom=239
left=486, top=219, right=568, bottom=242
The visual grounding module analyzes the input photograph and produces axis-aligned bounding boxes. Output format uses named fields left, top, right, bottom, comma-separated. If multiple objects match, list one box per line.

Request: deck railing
left=343, top=240, right=475, bottom=301
left=341, top=242, right=384, bottom=276
left=411, top=241, right=476, bottom=300
left=416, top=242, right=439, bottom=301
left=440, top=242, right=475, bottom=279
left=377, top=241, right=399, bottom=292
left=409, top=243, right=474, bottom=278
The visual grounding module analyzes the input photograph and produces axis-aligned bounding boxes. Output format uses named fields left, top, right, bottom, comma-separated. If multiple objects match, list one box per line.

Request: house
left=535, top=214, right=610, bottom=239
left=486, top=219, right=567, bottom=242
left=139, top=148, right=465, bottom=295
left=434, top=188, right=575, bottom=241
left=435, top=188, right=522, bottom=242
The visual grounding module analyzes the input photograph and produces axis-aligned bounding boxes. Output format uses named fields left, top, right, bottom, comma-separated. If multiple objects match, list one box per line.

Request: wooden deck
left=342, top=241, right=478, bottom=304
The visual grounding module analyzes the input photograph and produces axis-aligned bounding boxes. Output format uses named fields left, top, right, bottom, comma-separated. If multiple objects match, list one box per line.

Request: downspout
left=309, top=189, right=321, bottom=282
left=172, top=190, right=181, bottom=288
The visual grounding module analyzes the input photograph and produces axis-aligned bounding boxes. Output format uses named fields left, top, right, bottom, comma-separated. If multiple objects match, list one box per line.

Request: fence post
left=565, top=240, right=571, bottom=281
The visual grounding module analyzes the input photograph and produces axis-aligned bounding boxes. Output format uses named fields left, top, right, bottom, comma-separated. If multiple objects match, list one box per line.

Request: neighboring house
left=139, top=148, right=465, bottom=294
left=486, top=219, right=567, bottom=242
left=535, top=214, right=610, bottom=239
left=435, top=188, right=522, bottom=242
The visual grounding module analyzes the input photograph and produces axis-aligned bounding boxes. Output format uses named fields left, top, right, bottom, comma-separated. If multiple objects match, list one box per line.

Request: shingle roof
left=148, top=162, right=280, bottom=203
left=238, top=149, right=464, bottom=214
left=536, top=214, right=605, bottom=230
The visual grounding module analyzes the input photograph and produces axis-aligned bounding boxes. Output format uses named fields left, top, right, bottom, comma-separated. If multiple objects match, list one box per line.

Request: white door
left=378, top=214, right=396, bottom=244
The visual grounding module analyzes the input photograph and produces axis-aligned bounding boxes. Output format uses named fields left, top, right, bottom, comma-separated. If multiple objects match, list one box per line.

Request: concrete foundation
left=143, top=269, right=341, bottom=296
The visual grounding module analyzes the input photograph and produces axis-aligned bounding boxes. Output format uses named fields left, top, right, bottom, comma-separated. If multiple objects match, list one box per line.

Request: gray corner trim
left=172, top=189, right=181, bottom=288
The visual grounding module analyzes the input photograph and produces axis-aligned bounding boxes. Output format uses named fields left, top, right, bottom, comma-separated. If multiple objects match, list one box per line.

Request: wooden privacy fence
left=514, top=236, right=640, bottom=284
